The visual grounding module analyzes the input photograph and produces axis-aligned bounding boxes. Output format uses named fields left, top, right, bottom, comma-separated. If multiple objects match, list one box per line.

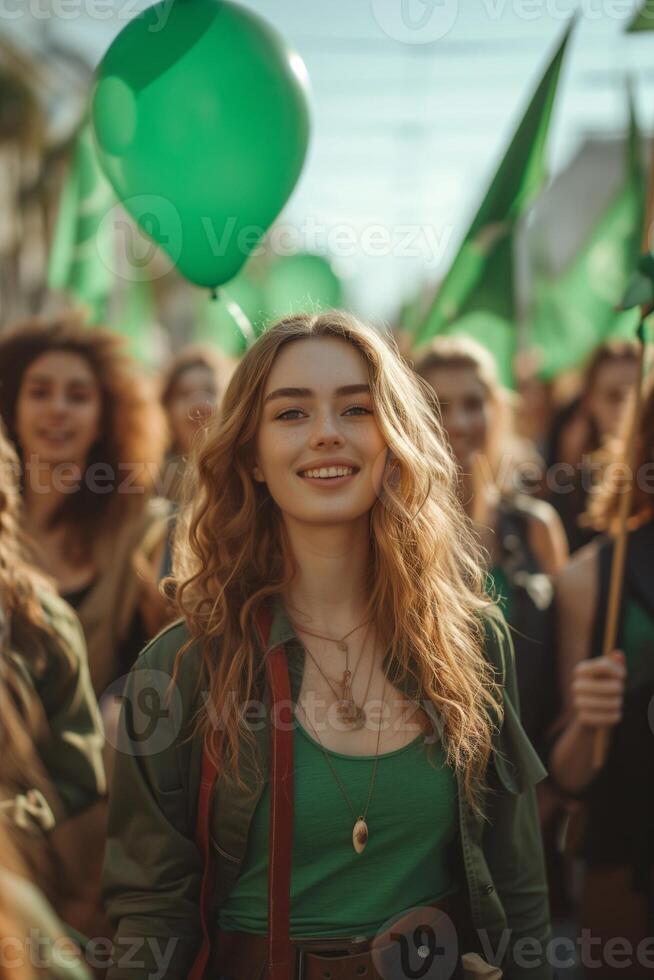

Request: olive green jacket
left=103, top=602, right=552, bottom=980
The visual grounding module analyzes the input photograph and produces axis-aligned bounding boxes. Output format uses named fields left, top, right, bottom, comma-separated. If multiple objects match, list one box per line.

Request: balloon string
left=210, top=288, right=219, bottom=301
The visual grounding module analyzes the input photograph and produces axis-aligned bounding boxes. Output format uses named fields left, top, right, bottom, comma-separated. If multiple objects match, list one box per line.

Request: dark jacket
left=103, top=601, right=552, bottom=980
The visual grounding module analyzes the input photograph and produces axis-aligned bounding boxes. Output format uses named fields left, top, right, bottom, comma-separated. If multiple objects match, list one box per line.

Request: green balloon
left=91, top=0, right=311, bottom=289
left=263, top=253, right=344, bottom=323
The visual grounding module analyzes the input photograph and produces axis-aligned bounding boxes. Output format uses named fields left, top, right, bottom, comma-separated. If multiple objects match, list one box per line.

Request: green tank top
left=218, top=720, right=459, bottom=939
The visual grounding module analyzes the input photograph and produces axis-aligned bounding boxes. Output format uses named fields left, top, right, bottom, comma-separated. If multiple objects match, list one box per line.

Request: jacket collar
left=264, top=594, right=420, bottom=704
left=266, top=594, right=300, bottom=651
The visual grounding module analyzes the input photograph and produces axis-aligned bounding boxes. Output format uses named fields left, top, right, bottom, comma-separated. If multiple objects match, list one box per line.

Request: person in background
left=158, top=344, right=235, bottom=504
left=545, top=340, right=641, bottom=553
left=0, top=418, right=106, bottom=939
left=549, top=377, right=654, bottom=978
left=513, top=348, right=555, bottom=461
left=0, top=311, right=173, bottom=699
left=156, top=344, right=235, bottom=581
left=416, top=336, right=571, bottom=919
left=415, top=335, right=568, bottom=759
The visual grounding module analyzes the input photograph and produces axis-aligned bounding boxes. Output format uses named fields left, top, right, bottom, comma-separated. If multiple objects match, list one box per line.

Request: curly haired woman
left=0, top=311, right=172, bottom=697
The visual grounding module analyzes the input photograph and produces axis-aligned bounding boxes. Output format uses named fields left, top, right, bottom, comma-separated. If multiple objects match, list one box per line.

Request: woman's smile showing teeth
left=298, top=463, right=359, bottom=482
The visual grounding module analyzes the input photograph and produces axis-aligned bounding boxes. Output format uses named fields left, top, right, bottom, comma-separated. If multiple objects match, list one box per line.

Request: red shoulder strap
left=188, top=605, right=294, bottom=980
left=258, top=605, right=295, bottom=980
left=188, top=745, right=219, bottom=980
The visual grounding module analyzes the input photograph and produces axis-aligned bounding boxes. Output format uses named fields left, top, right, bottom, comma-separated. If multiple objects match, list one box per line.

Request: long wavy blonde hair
left=170, top=312, right=501, bottom=808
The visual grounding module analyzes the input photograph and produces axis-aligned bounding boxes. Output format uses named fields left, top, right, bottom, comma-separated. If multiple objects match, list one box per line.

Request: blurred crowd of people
left=0, top=307, right=652, bottom=978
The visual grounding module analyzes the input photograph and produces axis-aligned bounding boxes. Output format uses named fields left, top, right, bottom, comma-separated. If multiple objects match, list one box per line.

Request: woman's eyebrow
left=264, top=384, right=370, bottom=404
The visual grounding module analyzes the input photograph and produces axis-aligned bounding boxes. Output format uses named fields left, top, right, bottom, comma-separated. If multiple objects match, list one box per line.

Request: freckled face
left=167, top=364, right=219, bottom=455
left=15, top=351, right=102, bottom=466
left=423, top=366, right=490, bottom=470
left=254, top=337, right=388, bottom=528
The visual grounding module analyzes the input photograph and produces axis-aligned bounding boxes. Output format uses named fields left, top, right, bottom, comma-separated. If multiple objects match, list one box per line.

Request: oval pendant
left=352, top=818, right=368, bottom=854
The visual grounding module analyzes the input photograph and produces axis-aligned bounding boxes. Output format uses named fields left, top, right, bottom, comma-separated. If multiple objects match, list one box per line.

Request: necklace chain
left=287, top=609, right=385, bottom=851
left=289, top=617, right=372, bottom=648
left=299, top=623, right=376, bottom=729
left=298, top=669, right=387, bottom=825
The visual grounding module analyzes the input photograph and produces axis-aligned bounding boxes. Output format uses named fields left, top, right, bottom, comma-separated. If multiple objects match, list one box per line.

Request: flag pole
left=591, top=130, right=654, bottom=771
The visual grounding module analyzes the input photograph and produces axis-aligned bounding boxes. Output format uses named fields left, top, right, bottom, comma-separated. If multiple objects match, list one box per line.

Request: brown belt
left=214, top=894, right=468, bottom=980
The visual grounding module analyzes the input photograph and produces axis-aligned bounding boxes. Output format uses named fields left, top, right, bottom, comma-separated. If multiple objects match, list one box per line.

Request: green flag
left=413, top=20, right=574, bottom=385
left=528, top=83, right=645, bottom=379
left=627, top=0, right=654, bottom=31
left=47, top=123, right=115, bottom=324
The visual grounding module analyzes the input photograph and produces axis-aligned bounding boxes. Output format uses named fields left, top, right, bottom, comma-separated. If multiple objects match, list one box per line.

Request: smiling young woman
left=0, top=311, right=173, bottom=697
left=103, top=312, right=552, bottom=980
